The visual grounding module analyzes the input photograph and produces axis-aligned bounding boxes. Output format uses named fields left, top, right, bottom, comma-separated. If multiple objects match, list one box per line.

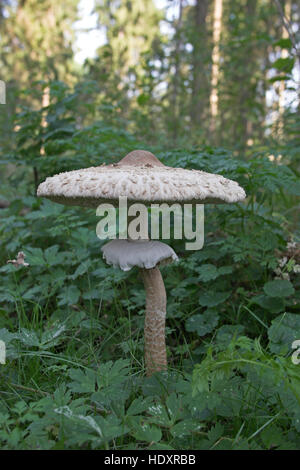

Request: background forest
left=0, top=0, right=299, bottom=450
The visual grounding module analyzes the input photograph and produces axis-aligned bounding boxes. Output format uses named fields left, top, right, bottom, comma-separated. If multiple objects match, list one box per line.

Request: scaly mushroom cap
left=37, top=150, right=246, bottom=207
left=101, top=239, right=178, bottom=271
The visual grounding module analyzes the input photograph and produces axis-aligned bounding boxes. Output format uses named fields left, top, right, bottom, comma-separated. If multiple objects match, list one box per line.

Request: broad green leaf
left=196, top=264, right=233, bottom=282
left=68, top=368, right=96, bottom=393
left=148, top=403, right=171, bottom=426
left=166, top=393, right=183, bottom=423
left=215, top=325, right=245, bottom=348
left=207, top=423, right=224, bottom=444
left=273, top=57, right=294, bottom=73
left=268, top=313, right=300, bottom=354
left=0, top=328, right=18, bottom=344
left=260, top=425, right=286, bottom=448
left=251, top=294, right=285, bottom=313
left=171, top=419, right=202, bottom=438
left=40, top=323, right=66, bottom=348
left=186, top=310, right=219, bottom=337
left=198, top=291, right=230, bottom=307
left=92, top=360, right=131, bottom=407
left=132, top=423, right=162, bottom=443
left=126, top=397, right=153, bottom=416
left=196, top=264, right=219, bottom=282
left=273, top=38, right=292, bottom=49
left=263, top=280, right=295, bottom=298
left=17, top=329, right=40, bottom=347
left=24, top=247, right=45, bottom=266
left=44, top=245, right=65, bottom=266
left=58, top=285, right=80, bottom=306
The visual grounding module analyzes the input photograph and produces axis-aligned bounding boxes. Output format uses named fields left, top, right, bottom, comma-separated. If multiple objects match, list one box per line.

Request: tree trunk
left=170, top=0, right=183, bottom=142
left=278, top=0, right=291, bottom=134
left=34, top=84, right=50, bottom=191
left=235, top=0, right=257, bottom=149
left=209, top=0, right=223, bottom=134
left=40, top=84, right=50, bottom=156
left=191, top=0, right=208, bottom=128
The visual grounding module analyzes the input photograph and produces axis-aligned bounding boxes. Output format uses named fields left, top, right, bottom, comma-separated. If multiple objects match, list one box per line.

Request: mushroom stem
left=140, top=266, right=167, bottom=376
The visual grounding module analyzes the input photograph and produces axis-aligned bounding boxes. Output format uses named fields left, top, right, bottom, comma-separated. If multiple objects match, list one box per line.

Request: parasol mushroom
left=37, top=149, right=246, bottom=376
left=102, top=239, right=178, bottom=375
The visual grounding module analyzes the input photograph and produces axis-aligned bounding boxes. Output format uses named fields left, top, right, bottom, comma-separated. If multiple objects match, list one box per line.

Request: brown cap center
left=117, top=150, right=165, bottom=167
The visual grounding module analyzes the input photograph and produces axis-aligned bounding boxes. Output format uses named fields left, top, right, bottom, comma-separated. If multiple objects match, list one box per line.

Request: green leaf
left=54, top=405, right=126, bottom=443
left=252, top=294, right=285, bottom=313
left=0, top=328, right=18, bottom=344
left=268, top=313, right=300, bottom=354
left=186, top=310, right=219, bottom=337
left=0, top=290, right=16, bottom=302
left=5, top=427, right=23, bottom=446
left=68, top=368, right=96, bottom=393
left=148, top=403, right=171, bottom=426
left=58, top=285, right=80, bottom=306
left=24, top=247, right=45, bottom=266
left=273, top=38, right=292, bottom=49
left=92, top=360, right=131, bottom=407
left=268, top=74, right=291, bottom=84
left=215, top=325, right=245, bottom=348
left=260, top=425, right=285, bottom=448
left=166, top=393, right=183, bottom=424
left=44, top=245, right=65, bottom=266
left=196, top=264, right=219, bottom=281
left=137, top=93, right=150, bottom=106
left=132, top=423, right=162, bottom=443
left=170, top=420, right=202, bottom=438
left=196, top=264, right=233, bottom=282
left=207, top=423, right=224, bottom=444
left=22, top=286, right=42, bottom=300
left=126, top=397, right=153, bottom=416
left=70, top=261, right=91, bottom=280
left=263, top=280, right=295, bottom=298
left=273, top=57, right=294, bottom=73
left=218, top=266, right=233, bottom=276
left=40, top=323, right=66, bottom=349
left=17, top=329, right=40, bottom=347
left=198, top=291, right=230, bottom=307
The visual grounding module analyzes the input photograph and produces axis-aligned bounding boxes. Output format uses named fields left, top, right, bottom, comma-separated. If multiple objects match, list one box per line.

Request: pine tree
left=0, top=0, right=79, bottom=151
left=90, top=0, right=161, bottom=127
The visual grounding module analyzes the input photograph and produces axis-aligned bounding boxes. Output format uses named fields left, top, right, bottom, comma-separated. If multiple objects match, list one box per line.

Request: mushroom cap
left=37, top=150, right=246, bottom=207
left=101, top=239, right=178, bottom=271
